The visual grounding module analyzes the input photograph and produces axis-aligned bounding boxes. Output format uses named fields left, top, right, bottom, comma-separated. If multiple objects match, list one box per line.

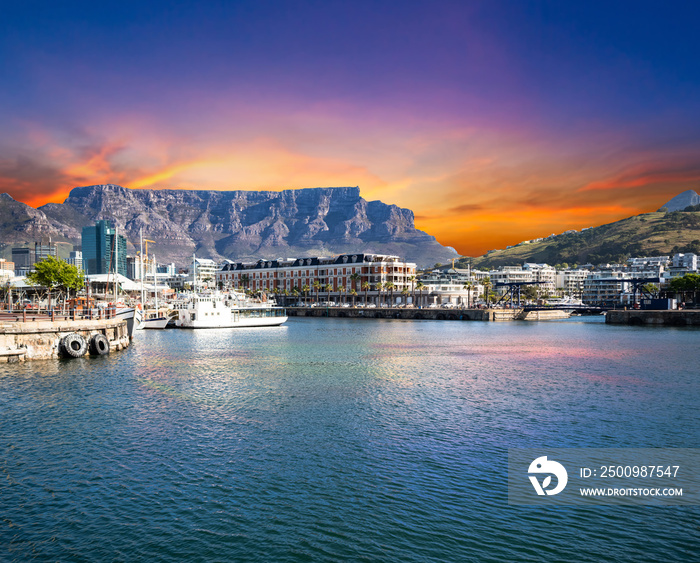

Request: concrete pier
left=0, top=318, right=130, bottom=361
left=605, top=310, right=700, bottom=327
left=286, top=307, right=570, bottom=322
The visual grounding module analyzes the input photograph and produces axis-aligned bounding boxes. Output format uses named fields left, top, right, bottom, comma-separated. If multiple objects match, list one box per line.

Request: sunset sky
left=2, top=1, right=700, bottom=255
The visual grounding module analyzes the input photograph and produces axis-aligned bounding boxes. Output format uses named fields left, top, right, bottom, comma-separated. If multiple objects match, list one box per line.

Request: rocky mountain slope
left=1, top=185, right=457, bottom=268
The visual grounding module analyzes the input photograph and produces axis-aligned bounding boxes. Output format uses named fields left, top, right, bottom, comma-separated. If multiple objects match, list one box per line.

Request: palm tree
left=338, top=285, right=346, bottom=304
left=401, top=287, right=410, bottom=305
left=482, top=277, right=493, bottom=307
left=362, top=281, right=371, bottom=306
left=324, top=283, right=333, bottom=304
left=376, top=281, right=385, bottom=307
left=463, top=281, right=474, bottom=308
left=408, top=274, right=417, bottom=305
left=302, top=284, right=311, bottom=306
left=416, top=281, right=426, bottom=308
left=291, top=287, right=300, bottom=305
left=241, top=274, right=250, bottom=290
left=312, top=280, right=321, bottom=304
left=386, top=281, right=396, bottom=307
left=350, top=272, right=361, bottom=292
left=350, top=289, right=358, bottom=307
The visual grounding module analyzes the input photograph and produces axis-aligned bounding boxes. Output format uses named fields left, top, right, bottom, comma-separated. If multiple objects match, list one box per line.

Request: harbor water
left=1, top=316, right=699, bottom=561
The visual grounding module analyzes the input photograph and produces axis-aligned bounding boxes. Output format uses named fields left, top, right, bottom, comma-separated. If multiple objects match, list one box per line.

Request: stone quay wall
left=606, top=310, right=700, bottom=327
left=0, top=319, right=130, bottom=362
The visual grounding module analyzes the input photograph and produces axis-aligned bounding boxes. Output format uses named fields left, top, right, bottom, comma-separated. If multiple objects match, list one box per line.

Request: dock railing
left=0, top=307, right=118, bottom=323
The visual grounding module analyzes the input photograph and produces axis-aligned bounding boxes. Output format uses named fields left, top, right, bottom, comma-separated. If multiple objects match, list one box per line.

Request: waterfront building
left=522, top=263, right=557, bottom=294
left=555, top=269, right=590, bottom=297
left=81, top=220, right=127, bottom=276
left=217, top=253, right=417, bottom=305
left=417, top=268, right=483, bottom=307
left=194, top=258, right=218, bottom=288
left=582, top=269, right=632, bottom=306
left=488, top=266, right=534, bottom=295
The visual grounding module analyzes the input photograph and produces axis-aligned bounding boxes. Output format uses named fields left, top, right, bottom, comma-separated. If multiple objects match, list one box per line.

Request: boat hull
left=178, top=315, right=288, bottom=329
left=142, top=316, right=170, bottom=329
left=116, top=307, right=141, bottom=338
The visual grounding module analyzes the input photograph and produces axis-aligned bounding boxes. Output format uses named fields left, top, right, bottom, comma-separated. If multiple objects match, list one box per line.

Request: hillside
left=460, top=211, right=700, bottom=269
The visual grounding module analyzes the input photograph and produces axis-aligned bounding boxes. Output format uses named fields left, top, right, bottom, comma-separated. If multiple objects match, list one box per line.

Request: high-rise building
left=34, top=241, right=57, bottom=263
left=11, top=247, right=33, bottom=275
left=67, top=250, right=83, bottom=271
left=81, top=220, right=127, bottom=276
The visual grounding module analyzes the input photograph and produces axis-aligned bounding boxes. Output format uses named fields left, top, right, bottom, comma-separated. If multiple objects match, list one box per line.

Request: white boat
left=116, top=307, right=142, bottom=338
left=545, top=297, right=584, bottom=307
left=141, top=312, right=170, bottom=329
left=174, top=292, right=287, bottom=329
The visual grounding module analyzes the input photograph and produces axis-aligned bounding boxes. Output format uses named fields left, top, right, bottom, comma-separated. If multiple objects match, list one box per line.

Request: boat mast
left=193, top=253, right=196, bottom=294
left=140, top=227, right=145, bottom=307
left=114, top=225, right=119, bottom=303
left=153, top=254, right=158, bottom=313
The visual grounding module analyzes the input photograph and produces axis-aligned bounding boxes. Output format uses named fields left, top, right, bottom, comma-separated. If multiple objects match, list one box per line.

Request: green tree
left=312, top=280, right=322, bottom=303
left=350, top=288, right=358, bottom=307
left=522, top=285, right=539, bottom=303
left=338, top=285, right=346, bottom=304
left=641, top=283, right=659, bottom=297
left=668, top=273, right=700, bottom=303
left=302, top=284, right=311, bottom=305
left=26, top=256, right=84, bottom=311
left=324, top=283, right=333, bottom=304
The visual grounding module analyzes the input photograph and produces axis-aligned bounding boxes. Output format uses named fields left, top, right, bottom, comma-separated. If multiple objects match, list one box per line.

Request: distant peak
left=659, top=189, right=700, bottom=212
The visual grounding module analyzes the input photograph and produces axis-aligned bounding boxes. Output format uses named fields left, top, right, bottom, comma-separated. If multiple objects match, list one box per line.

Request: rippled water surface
left=1, top=317, right=699, bottom=561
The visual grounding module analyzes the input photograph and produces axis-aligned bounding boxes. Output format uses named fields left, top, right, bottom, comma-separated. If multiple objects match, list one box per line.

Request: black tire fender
left=89, top=333, right=110, bottom=355
left=61, top=333, right=88, bottom=358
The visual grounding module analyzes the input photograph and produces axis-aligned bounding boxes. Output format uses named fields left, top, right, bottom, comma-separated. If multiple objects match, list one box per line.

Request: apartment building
left=217, top=253, right=416, bottom=304
left=582, top=269, right=632, bottom=306
left=555, top=269, right=590, bottom=297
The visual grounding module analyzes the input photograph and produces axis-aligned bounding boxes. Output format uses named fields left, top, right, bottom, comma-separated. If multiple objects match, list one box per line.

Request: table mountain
left=2, top=185, right=457, bottom=268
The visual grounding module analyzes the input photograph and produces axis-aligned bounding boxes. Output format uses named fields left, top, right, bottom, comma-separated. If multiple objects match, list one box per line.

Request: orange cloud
left=4, top=117, right=700, bottom=257
left=579, top=161, right=700, bottom=192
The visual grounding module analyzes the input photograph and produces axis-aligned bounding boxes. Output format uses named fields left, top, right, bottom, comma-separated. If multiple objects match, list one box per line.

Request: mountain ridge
left=1, top=185, right=458, bottom=268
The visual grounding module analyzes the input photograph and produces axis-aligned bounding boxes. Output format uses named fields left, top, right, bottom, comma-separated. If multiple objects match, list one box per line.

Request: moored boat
left=116, top=307, right=141, bottom=338
left=174, top=292, right=287, bottom=329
